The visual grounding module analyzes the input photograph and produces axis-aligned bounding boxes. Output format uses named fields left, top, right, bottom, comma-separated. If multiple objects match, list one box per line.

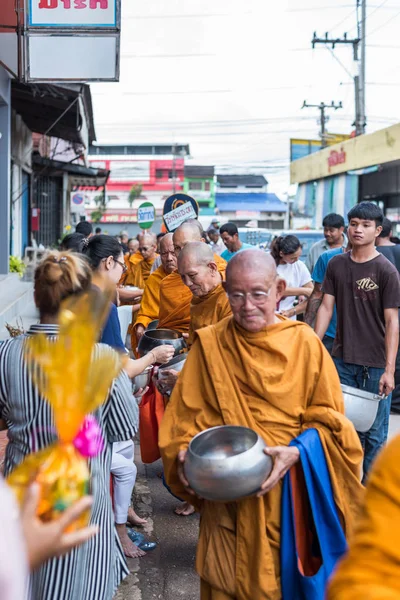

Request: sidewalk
left=116, top=443, right=200, bottom=599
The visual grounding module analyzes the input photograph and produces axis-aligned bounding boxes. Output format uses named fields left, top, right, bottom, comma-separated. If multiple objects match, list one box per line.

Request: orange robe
left=121, top=251, right=143, bottom=286
left=130, top=256, right=157, bottom=290
left=328, top=434, right=400, bottom=599
left=158, top=254, right=227, bottom=333
left=159, top=317, right=364, bottom=600
left=136, top=265, right=167, bottom=330
left=188, top=283, right=232, bottom=347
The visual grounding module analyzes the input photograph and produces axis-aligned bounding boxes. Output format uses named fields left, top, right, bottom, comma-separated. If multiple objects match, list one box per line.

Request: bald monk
left=327, top=433, right=400, bottom=599
left=121, top=236, right=142, bottom=284
left=157, top=221, right=226, bottom=333
left=159, top=249, right=364, bottom=600
left=130, top=232, right=158, bottom=290
left=134, top=233, right=177, bottom=345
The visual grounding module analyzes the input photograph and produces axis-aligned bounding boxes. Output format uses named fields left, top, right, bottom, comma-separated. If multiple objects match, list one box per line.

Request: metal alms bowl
left=184, top=425, right=272, bottom=502
left=147, top=319, right=159, bottom=331
left=137, top=328, right=187, bottom=358
left=132, top=365, right=153, bottom=394
left=341, top=384, right=384, bottom=432
left=157, top=354, right=188, bottom=394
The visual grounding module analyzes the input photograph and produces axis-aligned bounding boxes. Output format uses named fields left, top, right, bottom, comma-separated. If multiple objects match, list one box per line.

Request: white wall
left=11, top=112, right=32, bottom=257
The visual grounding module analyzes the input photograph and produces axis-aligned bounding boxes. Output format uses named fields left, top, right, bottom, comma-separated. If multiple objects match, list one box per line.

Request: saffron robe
left=136, top=266, right=167, bottom=330
left=121, top=251, right=143, bottom=286
left=327, top=433, right=400, bottom=599
left=158, top=254, right=227, bottom=333
left=188, top=283, right=232, bottom=347
left=159, top=317, right=364, bottom=600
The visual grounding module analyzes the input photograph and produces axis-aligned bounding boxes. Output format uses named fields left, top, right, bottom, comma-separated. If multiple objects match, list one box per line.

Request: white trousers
left=111, top=440, right=137, bottom=524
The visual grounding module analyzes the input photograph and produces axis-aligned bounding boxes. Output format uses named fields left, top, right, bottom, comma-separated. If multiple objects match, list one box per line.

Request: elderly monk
left=130, top=232, right=158, bottom=289
left=121, top=236, right=142, bottom=283
left=328, top=433, right=400, bottom=599
left=134, top=233, right=176, bottom=344
left=157, top=221, right=226, bottom=333
left=159, top=249, right=364, bottom=600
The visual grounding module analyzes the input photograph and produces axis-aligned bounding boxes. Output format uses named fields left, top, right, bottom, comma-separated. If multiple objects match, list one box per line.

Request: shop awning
left=11, top=82, right=96, bottom=146
left=32, top=155, right=109, bottom=188
left=216, top=193, right=286, bottom=212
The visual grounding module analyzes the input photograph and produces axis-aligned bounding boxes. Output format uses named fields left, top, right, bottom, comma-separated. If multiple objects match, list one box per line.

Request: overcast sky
left=91, top=0, right=400, bottom=197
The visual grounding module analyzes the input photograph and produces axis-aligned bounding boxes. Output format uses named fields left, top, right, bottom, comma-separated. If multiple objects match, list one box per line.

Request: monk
left=327, top=433, right=400, bottom=599
left=159, top=249, right=364, bottom=600
left=134, top=233, right=177, bottom=345
left=157, top=221, right=226, bottom=333
left=129, top=232, right=158, bottom=290
left=121, top=235, right=142, bottom=284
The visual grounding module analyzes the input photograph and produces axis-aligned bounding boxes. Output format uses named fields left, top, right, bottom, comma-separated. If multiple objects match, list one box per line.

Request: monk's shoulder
left=369, top=433, right=400, bottom=488
left=160, top=271, right=179, bottom=289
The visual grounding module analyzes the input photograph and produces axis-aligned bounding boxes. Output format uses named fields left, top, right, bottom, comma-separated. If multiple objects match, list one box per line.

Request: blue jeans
left=322, top=335, right=334, bottom=355
left=333, top=356, right=391, bottom=479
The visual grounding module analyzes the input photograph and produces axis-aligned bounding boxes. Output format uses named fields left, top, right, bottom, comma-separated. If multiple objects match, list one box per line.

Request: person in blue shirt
left=305, top=246, right=347, bottom=354
left=219, top=222, right=253, bottom=262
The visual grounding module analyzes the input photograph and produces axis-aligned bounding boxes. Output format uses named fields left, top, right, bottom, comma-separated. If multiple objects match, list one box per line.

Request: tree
left=91, top=191, right=108, bottom=223
left=128, top=184, right=142, bottom=208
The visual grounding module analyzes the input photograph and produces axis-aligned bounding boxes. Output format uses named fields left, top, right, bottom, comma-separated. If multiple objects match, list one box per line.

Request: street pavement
left=116, top=445, right=200, bottom=600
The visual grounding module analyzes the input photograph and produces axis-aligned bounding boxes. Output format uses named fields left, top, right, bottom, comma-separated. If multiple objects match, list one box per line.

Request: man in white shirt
left=207, top=227, right=225, bottom=255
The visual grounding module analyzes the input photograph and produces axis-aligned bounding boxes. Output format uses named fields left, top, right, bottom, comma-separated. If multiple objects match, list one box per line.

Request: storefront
left=290, top=122, right=400, bottom=228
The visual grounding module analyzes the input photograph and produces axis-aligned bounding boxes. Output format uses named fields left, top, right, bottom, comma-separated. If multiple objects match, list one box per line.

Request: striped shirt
left=0, top=324, right=139, bottom=600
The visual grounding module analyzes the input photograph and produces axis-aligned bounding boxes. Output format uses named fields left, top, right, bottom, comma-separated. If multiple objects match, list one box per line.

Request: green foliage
left=91, top=193, right=108, bottom=223
left=9, top=255, right=26, bottom=277
left=128, top=184, right=143, bottom=208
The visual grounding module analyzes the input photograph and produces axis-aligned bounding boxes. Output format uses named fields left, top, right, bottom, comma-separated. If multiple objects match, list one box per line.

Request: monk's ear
left=275, top=277, right=286, bottom=302
left=208, top=261, right=218, bottom=273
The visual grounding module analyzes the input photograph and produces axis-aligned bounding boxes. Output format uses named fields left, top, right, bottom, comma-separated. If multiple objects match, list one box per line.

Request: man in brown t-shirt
left=316, top=201, right=400, bottom=478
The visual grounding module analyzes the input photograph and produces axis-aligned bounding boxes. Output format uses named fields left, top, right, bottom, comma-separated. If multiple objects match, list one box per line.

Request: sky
left=91, top=0, right=400, bottom=197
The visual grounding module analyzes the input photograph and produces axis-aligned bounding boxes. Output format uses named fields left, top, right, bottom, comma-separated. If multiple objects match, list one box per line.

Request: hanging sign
left=163, top=193, right=199, bottom=232
left=28, top=0, right=118, bottom=28
left=137, top=202, right=155, bottom=230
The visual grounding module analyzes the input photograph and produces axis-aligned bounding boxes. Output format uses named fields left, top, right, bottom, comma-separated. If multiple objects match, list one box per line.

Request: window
left=156, top=169, right=164, bottom=179
left=204, top=181, right=210, bottom=191
left=189, top=181, right=202, bottom=191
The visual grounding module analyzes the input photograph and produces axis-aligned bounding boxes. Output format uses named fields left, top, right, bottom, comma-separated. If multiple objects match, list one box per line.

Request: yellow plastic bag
left=7, top=290, right=125, bottom=529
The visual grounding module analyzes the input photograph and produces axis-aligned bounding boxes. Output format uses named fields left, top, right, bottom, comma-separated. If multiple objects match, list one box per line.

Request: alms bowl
left=132, top=365, right=153, bottom=394
left=137, top=328, right=187, bottom=358
left=341, top=384, right=384, bottom=432
left=184, top=425, right=272, bottom=502
left=147, top=320, right=159, bottom=331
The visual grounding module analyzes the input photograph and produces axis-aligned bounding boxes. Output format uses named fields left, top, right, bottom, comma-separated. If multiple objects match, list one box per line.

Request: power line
left=367, top=6, right=400, bottom=35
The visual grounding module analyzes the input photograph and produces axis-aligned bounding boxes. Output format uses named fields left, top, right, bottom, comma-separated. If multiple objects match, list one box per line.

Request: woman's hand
left=257, top=446, right=300, bottom=497
left=151, top=345, right=175, bottom=365
left=21, top=484, right=98, bottom=570
left=280, top=308, right=296, bottom=319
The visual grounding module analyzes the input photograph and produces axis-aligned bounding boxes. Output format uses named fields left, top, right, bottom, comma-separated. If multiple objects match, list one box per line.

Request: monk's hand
left=257, top=446, right=300, bottom=497
left=177, top=449, right=196, bottom=496
left=135, top=324, right=145, bottom=342
left=182, top=333, right=189, bottom=339
left=379, top=370, right=395, bottom=396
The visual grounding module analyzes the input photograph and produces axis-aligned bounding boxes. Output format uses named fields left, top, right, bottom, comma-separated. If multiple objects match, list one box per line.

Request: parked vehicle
left=238, top=228, right=274, bottom=247
left=269, top=230, right=325, bottom=263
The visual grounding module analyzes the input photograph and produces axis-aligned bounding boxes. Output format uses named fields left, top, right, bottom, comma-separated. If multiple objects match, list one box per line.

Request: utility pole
left=311, top=0, right=366, bottom=136
left=301, top=100, right=343, bottom=147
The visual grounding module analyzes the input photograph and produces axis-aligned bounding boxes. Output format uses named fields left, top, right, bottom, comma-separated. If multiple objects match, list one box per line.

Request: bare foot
left=116, top=524, right=146, bottom=558
left=127, top=507, right=147, bottom=527
left=174, top=502, right=195, bottom=516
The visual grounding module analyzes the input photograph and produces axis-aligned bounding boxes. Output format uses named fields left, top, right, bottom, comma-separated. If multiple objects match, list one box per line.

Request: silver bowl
left=132, top=365, right=153, bottom=394
left=157, top=354, right=188, bottom=394
left=341, top=384, right=384, bottom=432
left=184, top=425, right=272, bottom=502
left=147, top=319, right=159, bottom=331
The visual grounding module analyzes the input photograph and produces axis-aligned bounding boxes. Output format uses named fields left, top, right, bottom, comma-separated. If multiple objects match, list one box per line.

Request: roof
left=216, top=193, right=286, bottom=212
left=11, top=82, right=96, bottom=146
left=185, top=165, right=214, bottom=178
left=217, top=174, right=267, bottom=187
left=32, top=155, right=110, bottom=187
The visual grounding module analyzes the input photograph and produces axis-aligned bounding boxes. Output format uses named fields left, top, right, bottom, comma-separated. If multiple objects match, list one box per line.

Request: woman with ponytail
left=270, top=235, right=314, bottom=320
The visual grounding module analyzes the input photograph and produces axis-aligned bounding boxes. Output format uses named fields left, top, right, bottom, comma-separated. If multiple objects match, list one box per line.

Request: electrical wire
left=367, top=6, right=400, bottom=36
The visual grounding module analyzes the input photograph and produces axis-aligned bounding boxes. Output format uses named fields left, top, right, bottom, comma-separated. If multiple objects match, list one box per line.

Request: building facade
left=183, top=165, right=216, bottom=212
left=215, top=174, right=286, bottom=229
left=80, top=144, right=190, bottom=233
left=290, top=122, right=400, bottom=230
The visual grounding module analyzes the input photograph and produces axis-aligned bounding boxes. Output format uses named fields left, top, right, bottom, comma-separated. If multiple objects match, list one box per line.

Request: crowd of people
left=1, top=202, right=400, bottom=599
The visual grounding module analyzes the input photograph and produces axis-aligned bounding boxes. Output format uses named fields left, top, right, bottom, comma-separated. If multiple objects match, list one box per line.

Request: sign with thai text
left=28, top=0, right=117, bottom=27
left=163, top=193, right=199, bottom=232
left=109, top=160, right=150, bottom=183
left=327, top=147, right=346, bottom=173
left=137, top=202, right=155, bottom=230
